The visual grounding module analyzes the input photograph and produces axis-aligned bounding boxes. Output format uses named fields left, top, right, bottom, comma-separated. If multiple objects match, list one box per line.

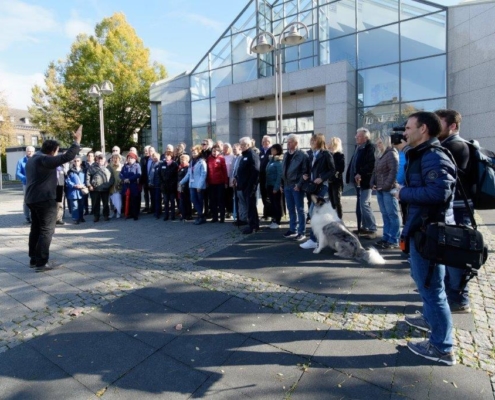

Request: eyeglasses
left=202, top=143, right=208, bottom=145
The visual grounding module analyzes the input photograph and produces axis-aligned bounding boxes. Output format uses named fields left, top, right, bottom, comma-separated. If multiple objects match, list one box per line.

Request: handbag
left=81, top=186, right=89, bottom=195
left=301, top=180, right=320, bottom=194
left=414, top=173, right=488, bottom=289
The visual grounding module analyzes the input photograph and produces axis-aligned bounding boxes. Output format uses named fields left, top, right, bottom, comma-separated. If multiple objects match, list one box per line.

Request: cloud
left=64, top=10, right=94, bottom=39
left=0, top=0, right=57, bottom=51
left=149, top=47, right=195, bottom=76
left=185, top=13, right=225, bottom=32
left=0, top=67, right=44, bottom=110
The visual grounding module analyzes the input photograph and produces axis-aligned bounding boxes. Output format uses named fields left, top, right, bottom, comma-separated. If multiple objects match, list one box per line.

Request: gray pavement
left=0, top=183, right=494, bottom=399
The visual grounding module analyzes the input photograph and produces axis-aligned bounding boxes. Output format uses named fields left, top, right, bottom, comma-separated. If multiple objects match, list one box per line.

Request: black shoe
left=142, top=208, right=150, bottom=213
left=210, top=219, right=218, bottom=223
left=94, top=218, right=100, bottom=223
left=74, top=220, right=80, bottom=225
left=29, top=259, right=36, bottom=267
left=242, top=228, right=254, bottom=234
left=79, top=219, right=86, bottom=223
left=171, top=216, right=176, bottom=221
left=35, top=263, right=55, bottom=273
left=163, top=216, right=169, bottom=221
left=103, top=217, right=110, bottom=221
left=84, top=210, right=89, bottom=215
left=234, top=220, right=248, bottom=227
left=56, top=220, right=65, bottom=225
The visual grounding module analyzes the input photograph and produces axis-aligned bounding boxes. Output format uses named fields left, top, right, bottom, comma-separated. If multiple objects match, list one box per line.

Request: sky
left=0, top=0, right=249, bottom=110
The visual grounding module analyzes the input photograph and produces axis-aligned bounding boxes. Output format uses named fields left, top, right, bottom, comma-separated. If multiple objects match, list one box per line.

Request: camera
left=390, top=126, right=406, bottom=145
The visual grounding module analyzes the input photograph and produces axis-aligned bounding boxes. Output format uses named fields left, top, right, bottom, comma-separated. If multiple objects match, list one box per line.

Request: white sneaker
left=300, top=239, right=317, bottom=249
left=269, top=222, right=280, bottom=229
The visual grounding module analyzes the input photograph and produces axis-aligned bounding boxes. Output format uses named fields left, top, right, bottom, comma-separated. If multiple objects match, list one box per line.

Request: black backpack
left=466, top=140, right=495, bottom=209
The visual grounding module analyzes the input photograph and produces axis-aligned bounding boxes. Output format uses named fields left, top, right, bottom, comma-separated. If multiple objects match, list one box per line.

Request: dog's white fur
left=309, top=195, right=386, bottom=265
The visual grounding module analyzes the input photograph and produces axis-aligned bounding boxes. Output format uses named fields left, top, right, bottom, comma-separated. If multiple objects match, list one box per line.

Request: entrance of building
left=260, top=115, right=314, bottom=151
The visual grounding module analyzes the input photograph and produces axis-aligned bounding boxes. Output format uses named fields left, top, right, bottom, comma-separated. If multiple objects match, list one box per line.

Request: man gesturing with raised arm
left=25, top=125, right=83, bottom=272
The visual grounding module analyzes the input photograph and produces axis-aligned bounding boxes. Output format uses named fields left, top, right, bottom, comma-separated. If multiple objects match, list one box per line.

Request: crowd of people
left=19, top=108, right=478, bottom=367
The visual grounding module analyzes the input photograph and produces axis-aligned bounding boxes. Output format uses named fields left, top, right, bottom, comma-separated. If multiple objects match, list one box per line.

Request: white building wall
left=216, top=61, right=356, bottom=161
left=150, top=74, right=192, bottom=150
left=448, top=1, right=495, bottom=149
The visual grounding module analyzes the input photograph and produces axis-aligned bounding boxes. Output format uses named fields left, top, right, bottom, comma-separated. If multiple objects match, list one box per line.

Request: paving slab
left=160, top=319, right=249, bottom=374
left=28, top=315, right=155, bottom=393
left=215, top=337, right=307, bottom=399
left=295, top=362, right=396, bottom=399
left=90, top=293, right=200, bottom=349
left=101, top=351, right=209, bottom=400
left=0, top=341, right=97, bottom=400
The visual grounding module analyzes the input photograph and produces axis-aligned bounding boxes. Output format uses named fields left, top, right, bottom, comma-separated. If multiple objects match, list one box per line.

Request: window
left=31, top=136, right=39, bottom=146
left=17, top=135, right=25, bottom=145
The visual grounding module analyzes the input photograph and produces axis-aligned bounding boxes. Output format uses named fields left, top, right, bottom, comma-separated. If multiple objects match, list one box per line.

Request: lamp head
left=281, top=25, right=305, bottom=46
left=251, top=35, right=275, bottom=54
left=100, top=80, right=114, bottom=95
left=88, top=84, right=100, bottom=98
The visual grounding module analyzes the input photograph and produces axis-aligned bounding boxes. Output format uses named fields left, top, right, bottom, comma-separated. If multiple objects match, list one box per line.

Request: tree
left=0, top=92, right=14, bottom=174
left=30, top=12, right=167, bottom=150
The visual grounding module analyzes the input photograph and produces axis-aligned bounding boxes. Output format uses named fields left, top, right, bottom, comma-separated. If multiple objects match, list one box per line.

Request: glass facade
left=188, top=0, right=447, bottom=141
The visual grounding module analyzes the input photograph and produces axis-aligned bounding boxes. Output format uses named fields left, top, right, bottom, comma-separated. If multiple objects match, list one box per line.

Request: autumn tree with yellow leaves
left=30, top=12, right=167, bottom=150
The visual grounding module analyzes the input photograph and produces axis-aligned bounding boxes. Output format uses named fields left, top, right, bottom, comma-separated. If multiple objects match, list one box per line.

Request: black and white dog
left=310, top=195, right=385, bottom=265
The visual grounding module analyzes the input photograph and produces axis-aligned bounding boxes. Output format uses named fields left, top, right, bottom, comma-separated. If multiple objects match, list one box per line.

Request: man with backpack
left=435, top=109, right=476, bottom=314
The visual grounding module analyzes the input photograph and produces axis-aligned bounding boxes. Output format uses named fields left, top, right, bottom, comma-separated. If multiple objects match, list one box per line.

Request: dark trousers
left=225, top=186, right=234, bottom=214
left=153, top=187, right=162, bottom=218
left=355, top=187, right=362, bottom=230
left=267, top=186, right=282, bottom=224
left=143, top=184, right=150, bottom=209
left=92, top=191, right=110, bottom=219
left=203, top=187, right=210, bottom=216
left=123, top=194, right=141, bottom=219
left=179, top=189, right=192, bottom=219
left=163, top=191, right=176, bottom=219
left=209, top=184, right=225, bottom=221
left=259, top=177, right=272, bottom=218
left=28, top=199, right=58, bottom=267
left=243, top=189, right=259, bottom=230
left=329, top=181, right=343, bottom=219
left=83, top=194, right=89, bottom=213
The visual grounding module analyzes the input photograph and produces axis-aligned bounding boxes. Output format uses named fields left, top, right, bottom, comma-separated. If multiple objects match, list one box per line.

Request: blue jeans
left=69, top=198, right=84, bottom=222
left=285, top=186, right=305, bottom=235
left=309, top=185, right=329, bottom=242
left=190, top=188, right=204, bottom=219
left=356, top=187, right=376, bottom=232
left=376, top=191, right=400, bottom=245
left=445, top=208, right=472, bottom=307
left=409, top=239, right=453, bottom=353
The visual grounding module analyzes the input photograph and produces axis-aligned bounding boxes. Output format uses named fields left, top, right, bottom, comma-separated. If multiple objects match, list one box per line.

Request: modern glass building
left=150, top=0, right=495, bottom=154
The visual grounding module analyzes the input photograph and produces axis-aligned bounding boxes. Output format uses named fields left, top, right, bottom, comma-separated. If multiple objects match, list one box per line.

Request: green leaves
left=30, top=12, right=167, bottom=150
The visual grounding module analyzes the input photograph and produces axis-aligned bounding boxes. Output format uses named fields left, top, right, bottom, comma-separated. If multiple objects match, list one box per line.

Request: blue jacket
left=65, top=168, right=86, bottom=200
left=120, top=163, right=142, bottom=197
left=180, top=157, right=207, bottom=189
left=16, top=156, right=29, bottom=185
left=399, top=138, right=456, bottom=238
left=265, top=155, right=283, bottom=191
left=396, top=150, right=406, bottom=186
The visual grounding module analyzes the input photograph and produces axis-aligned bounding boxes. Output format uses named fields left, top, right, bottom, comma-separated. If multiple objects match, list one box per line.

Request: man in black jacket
left=234, top=137, right=260, bottom=234
left=140, top=145, right=151, bottom=212
left=25, top=125, right=82, bottom=272
left=346, top=128, right=377, bottom=238
left=435, top=109, right=474, bottom=314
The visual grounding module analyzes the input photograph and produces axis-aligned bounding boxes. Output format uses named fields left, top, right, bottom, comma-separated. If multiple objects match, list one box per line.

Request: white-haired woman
left=370, top=135, right=400, bottom=249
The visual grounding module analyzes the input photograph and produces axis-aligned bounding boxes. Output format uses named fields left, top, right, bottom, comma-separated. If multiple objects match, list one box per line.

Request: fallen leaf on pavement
left=175, top=324, right=183, bottom=331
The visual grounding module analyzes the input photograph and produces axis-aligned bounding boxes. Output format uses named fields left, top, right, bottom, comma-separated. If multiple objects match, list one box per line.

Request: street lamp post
left=250, top=22, right=308, bottom=144
left=88, top=80, right=114, bottom=155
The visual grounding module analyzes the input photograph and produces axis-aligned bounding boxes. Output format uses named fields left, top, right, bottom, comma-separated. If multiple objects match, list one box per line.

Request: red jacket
left=207, top=155, right=228, bottom=185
